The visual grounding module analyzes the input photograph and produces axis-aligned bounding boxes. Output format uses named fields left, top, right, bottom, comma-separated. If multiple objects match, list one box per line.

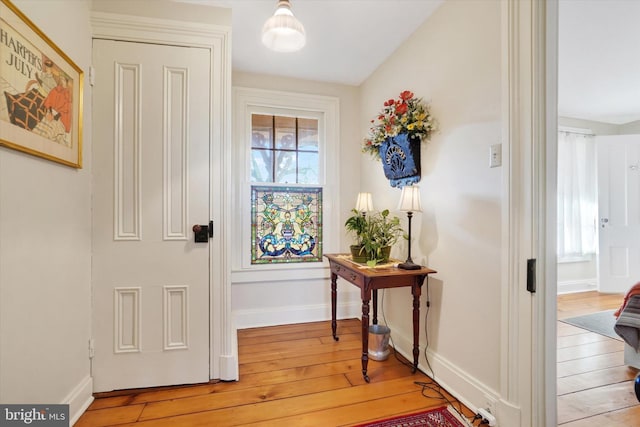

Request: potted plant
left=345, top=209, right=369, bottom=263
left=345, top=209, right=405, bottom=266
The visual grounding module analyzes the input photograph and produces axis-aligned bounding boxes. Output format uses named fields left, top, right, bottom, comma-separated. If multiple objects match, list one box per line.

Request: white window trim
left=232, top=87, right=340, bottom=277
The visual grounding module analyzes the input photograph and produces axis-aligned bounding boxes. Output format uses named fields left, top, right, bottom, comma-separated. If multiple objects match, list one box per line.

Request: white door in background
left=597, top=135, right=640, bottom=293
left=92, top=39, right=211, bottom=391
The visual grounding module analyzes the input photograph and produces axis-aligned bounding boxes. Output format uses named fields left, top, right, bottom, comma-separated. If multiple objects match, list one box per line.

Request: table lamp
left=397, top=185, right=422, bottom=270
left=355, top=192, right=374, bottom=216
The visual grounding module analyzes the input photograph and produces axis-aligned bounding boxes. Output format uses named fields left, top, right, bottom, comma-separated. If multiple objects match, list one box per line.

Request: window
left=251, top=114, right=319, bottom=184
left=233, top=87, right=339, bottom=270
left=557, top=129, right=597, bottom=260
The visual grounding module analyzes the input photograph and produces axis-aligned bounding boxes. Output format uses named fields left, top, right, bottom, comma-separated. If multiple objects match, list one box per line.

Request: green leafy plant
left=344, top=208, right=368, bottom=246
left=345, top=208, right=405, bottom=266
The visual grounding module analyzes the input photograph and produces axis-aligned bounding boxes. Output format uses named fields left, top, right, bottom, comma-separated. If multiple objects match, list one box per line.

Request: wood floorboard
left=557, top=351, right=625, bottom=377
left=557, top=405, right=640, bottom=427
left=77, top=319, right=472, bottom=427
left=557, top=291, right=640, bottom=427
left=557, top=382, right=639, bottom=424
left=557, top=331, right=611, bottom=349
left=556, top=338, right=623, bottom=363
left=240, top=348, right=359, bottom=375
left=137, top=375, right=353, bottom=421
left=557, top=366, right=637, bottom=396
left=238, top=338, right=362, bottom=365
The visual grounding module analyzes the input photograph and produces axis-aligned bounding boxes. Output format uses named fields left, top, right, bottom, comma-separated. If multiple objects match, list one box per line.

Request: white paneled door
left=92, top=39, right=211, bottom=391
left=597, top=135, right=640, bottom=293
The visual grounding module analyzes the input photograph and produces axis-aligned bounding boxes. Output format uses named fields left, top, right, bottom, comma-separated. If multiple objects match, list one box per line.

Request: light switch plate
left=489, top=144, right=502, bottom=168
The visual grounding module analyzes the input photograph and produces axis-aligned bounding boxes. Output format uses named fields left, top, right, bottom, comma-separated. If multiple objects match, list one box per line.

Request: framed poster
left=251, top=186, right=323, bottom=264
left=0, top=0, right=83, bottom=168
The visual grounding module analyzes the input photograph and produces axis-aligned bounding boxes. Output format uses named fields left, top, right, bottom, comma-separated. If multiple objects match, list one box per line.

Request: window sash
left=250, top=113, right=319, bottom=184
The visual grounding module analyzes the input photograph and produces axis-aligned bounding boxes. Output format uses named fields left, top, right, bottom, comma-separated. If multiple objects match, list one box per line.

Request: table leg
left=331, top=272, right=339, bottom=341
left=412, top=280, right=422, bottom=373
left=372, top=289, right=378, bottom=325
left=361, top=297, right=370, bottom=382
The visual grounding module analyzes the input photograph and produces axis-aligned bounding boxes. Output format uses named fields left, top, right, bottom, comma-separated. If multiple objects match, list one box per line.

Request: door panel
left=597, top=135, right=640, bottom=293
left=92, top=39, right=211, bottom=391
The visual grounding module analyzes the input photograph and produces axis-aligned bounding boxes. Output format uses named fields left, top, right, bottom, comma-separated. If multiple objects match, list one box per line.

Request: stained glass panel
left=251, top=186, right=323, bottom=264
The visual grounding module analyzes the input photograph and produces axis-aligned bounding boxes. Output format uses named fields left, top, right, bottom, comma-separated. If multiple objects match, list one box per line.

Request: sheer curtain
left=557, top=130, right=598, bottom=259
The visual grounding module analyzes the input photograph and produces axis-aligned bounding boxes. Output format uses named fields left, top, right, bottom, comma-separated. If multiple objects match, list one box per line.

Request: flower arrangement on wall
left=362, top=90, right=436, bottom=160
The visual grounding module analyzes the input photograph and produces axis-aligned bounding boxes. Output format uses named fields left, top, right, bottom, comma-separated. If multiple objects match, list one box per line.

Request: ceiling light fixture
left=261, top=0, right=306, bottom=53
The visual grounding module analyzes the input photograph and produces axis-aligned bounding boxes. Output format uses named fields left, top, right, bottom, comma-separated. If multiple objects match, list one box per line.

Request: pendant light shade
left=262, top=0, right=306, bottom=53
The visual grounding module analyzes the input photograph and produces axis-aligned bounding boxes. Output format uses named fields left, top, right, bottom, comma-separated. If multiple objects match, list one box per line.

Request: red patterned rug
left=353, top=406, right=466, bottom=427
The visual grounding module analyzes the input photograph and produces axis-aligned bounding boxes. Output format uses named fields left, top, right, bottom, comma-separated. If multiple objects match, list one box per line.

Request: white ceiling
left=184, top=0, right=640, bottom=125
left=559, top=0, right=640, bottom=124
left=186, top=0, right=443, bottom=86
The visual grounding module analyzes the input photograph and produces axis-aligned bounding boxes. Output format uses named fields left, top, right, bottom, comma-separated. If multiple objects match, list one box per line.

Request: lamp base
left=398, top=261, right=422, bottom=270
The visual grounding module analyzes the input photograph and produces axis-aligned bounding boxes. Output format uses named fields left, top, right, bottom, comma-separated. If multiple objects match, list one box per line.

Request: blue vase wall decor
left=378, top=133, right=421, bottom=188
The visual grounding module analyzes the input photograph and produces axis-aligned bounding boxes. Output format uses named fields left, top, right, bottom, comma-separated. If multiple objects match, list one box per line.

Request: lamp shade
left=398, top=186, right=422, bottom=212
left=355, top=192, right=374, bottom=213
left=262, top=0, right=306, bottom=53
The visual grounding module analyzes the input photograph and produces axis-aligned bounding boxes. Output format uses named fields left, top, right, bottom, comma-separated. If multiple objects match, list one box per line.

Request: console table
left=324, top=253, right=437, bottom=382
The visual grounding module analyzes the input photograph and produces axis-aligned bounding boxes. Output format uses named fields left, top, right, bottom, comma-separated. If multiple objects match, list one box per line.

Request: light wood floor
left=557, top=291, right=640, bottom=426
left=76, top=318, right=475, bottom=427
left=75, top=291, right=640, bottom=426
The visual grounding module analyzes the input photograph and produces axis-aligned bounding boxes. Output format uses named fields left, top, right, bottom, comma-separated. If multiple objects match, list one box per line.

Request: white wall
left=231, top=72, right=364, bottom=328
left=0, top=0, right=93, bottom=423
left=359, top=0, right=502, bottom=405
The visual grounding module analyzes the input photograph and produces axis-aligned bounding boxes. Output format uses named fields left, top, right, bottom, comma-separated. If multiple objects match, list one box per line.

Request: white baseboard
left=557, top=279, right=597, bottom=295
left=64, top=375, right=93, bottom=426
left=219, top=354, right=239, bottom=381
left=233, top=301, right=361, bottom=329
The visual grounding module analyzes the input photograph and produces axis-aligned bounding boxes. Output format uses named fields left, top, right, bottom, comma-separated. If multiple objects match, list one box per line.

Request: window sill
left=557, top=255, right=594, bottom=264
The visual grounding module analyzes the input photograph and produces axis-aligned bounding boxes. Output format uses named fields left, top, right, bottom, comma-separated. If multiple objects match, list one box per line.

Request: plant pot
left=351, top=245, right=392, bottom=265
left=350, top=245, right=368, bottom=263
left=378, top=246, right=391, bottom=264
